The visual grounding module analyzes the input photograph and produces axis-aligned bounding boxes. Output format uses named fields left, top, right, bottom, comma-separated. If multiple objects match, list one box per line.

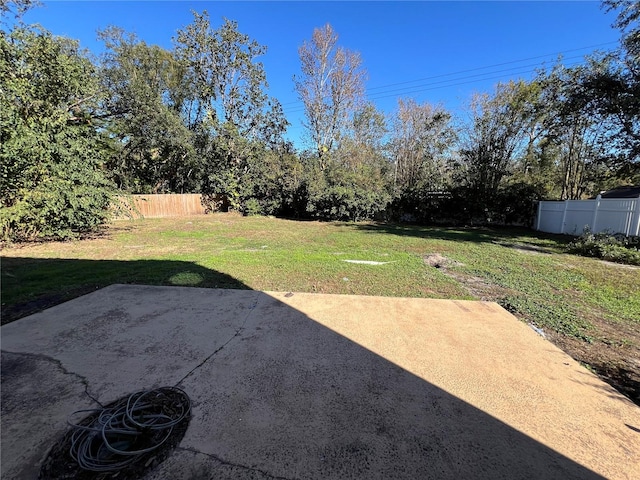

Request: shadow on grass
left=343, top=222, right=574, bottom=248
left=1, top=277, right=611, bottom=479
left=586, top=361, right=640, bottom=405
left=1, top=257, right=250, bottom=325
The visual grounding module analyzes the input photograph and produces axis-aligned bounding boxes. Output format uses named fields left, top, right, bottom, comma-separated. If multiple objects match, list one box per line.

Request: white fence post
left=591, top=195, right=601, bottom=233
left=631, top=197, right=640, bottom=237
left=536, top=201, right=542, bottom=231
left=560, top=200, right=569, bottom=234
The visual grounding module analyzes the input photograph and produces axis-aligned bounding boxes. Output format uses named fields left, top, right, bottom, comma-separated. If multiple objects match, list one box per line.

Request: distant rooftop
left=599, top=185, right=640, bottom=198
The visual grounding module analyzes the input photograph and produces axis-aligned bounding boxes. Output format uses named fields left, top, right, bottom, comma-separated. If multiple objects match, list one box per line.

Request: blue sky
left=16, top=1, right=621, bottom=147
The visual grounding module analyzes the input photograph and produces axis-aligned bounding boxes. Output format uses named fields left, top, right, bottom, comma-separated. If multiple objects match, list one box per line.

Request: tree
left=458, top=81, right=535, bottom=203
left=304, top=103, right=391, bottom=222
left=538, top=63, right=614, bottom=199
left=98, top=27, right=197, bottom=193
left=174, top=11, right=288, bottom=210
left=294, top=24, right=366, bottom=164
left=565, top=1, right=640, bottom=180
left=0, top=25, right=115, bottom=241
left=0, top=0, right=40, bottom=21
left=390, top=99, right=456, bottom=195
left=603, top=0, right=639, bottom=56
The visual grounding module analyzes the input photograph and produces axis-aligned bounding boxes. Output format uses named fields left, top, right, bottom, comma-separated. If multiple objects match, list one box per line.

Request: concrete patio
left=1, top=284, right=639, bottom=479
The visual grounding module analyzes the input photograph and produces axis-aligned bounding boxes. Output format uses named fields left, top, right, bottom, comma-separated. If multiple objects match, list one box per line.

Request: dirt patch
left=493, top=242, right=553, bottom=255
left=423, top=254, right=463, bottom=269
left=423, top=254, right=513, bottom=301
left=444, top=271, right=515, bottom=301
left=549, top=329, right=640, bottom=404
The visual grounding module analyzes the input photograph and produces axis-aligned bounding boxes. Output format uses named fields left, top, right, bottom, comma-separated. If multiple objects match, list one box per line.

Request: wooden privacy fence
left=116, top=194, right=206, bottom=218
left=535, top=196, right=640, bottom=236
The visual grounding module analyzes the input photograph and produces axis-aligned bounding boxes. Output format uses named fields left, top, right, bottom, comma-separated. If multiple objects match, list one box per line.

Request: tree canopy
left=1, top=24, right=116, bottom=240
left=1, top=2, right=638, bottom=242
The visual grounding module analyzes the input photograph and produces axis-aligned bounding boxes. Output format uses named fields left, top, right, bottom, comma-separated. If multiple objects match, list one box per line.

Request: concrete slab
left=1, top=285, right=639, bottom=479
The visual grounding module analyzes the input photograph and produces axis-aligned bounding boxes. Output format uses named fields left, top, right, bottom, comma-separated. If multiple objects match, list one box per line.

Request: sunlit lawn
left=2, top=214, right=638, bottom=338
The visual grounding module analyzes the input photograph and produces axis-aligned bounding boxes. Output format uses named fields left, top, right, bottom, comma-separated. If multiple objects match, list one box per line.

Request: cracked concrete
left=176, top=296, right=259, bottom=387
left=2, top=285, right=639, bottom=479
left=2, top=350, right=102, bottom=406
left=174, top=447, right=296, bottom=480
left=141, top=447, right=296, bottom=480
left=1, top=351, right=91, bottom=479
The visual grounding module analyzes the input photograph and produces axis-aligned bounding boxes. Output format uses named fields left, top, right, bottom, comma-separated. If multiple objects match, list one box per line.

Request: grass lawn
left=2, top=214, right=639, bottom=404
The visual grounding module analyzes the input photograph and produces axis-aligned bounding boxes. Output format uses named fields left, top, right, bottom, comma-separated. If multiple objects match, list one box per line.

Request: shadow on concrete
left=0, top=263, right=614, bottom=478
left=1, top=257, right=250, bottom=325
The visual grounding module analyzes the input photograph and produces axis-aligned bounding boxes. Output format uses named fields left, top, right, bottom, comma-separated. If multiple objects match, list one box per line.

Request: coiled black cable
left=66, top=386, right=191, bottom=473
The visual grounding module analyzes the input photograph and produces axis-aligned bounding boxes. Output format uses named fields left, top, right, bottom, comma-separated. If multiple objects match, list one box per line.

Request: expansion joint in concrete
left=176, top=446, right=298, bottom=480
left=175, top=296, right=260, bottom=387
left=1, top=350, right=102, bottom=407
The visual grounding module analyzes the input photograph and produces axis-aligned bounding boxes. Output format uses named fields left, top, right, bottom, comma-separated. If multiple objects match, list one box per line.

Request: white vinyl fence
left=536, top=195, right=640, bottom=237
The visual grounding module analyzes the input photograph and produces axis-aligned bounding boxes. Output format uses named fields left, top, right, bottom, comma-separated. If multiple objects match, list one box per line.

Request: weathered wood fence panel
left=116, top=194, right=206, bottom=218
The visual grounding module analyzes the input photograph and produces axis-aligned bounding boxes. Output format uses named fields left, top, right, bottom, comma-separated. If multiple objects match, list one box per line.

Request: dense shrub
left=1, top=26, right=116, bottom=242
left=567, top=229, right=640, bottom=265
left=388, top=182, right=544, bottom=227
left=494, top=182, right=545, bottom=226
left=305, top=161, right=391, bottom=221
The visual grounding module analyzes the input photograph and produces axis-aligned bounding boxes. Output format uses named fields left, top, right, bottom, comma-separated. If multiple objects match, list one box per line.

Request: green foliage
left=1, top=4, right=637, bottom=242
left=243, top=198, right=262, bottom=216
left=459, top=81, right=534, bottom=201
left=98, top=28, right=198, bottom=193
left=390, top=181, right=543, bottom=226
left=305, top=156, right=392, bottom=221
left=390, top=99, right=456, bottom=197
left=567, top=229, right=640, bottom=265
left=493, top=181, right=545, bottom=225
left=174, top=11, right=289, bottom=207
left=240, top=148, right=304, bottom=216
left=0, top=25, right=115, bottom=241
left=500, top=295, right=593, bottom=341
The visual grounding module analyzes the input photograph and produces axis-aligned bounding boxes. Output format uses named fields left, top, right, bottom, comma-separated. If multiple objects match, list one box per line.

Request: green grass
left=2, top=215, right=638, bottom=343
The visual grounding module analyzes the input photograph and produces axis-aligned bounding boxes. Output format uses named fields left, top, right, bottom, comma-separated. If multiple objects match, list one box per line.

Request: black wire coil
left=66, top=386, right=191, bottom=473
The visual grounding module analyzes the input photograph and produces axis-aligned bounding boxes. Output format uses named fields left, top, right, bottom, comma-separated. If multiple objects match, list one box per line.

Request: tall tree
left=175, top=12, right=286, bottom=141
left=308, top=102, right=391, bottom=221
left=603, top=0, right=639, bottom=57
left=338, top=102, right=388, bottom=171
left=0, top=0, right=40, bottom=20
left=459, top=81, right=534, bottom=202
left=294, top=24, right=366, bottom=164
left=98, top=27, right=197, bottom=193
left=174, top=11, right=288, bottom=209
left=390, top=99, right=456, bottom=195
left=565, top=1, right=640, bottom=180
left=537, top=63, right=613, bottom=199
left=1, top=25, right=115, bottom=241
